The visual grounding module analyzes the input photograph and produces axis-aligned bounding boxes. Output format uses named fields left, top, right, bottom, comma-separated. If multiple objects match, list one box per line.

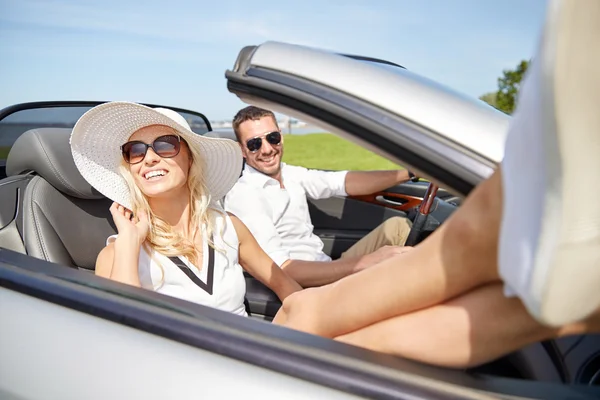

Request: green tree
left=495, top=60, right=529, bottom=114
left=479, top=92, right=498, bottom=108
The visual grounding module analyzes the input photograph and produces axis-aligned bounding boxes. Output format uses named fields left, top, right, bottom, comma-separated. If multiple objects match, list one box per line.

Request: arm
left=95, top=237, right=142, bottom=287
left=229, top=214, right=302, bottom=301
left=280, top=243, right=412, bottom=287
left=281, top=257, right=369, bottom=288
left=292, top=166, right=414, bottom=199
left=344, top=170, right=414, bottom=196
left=95, top=202, right=149, bottom=288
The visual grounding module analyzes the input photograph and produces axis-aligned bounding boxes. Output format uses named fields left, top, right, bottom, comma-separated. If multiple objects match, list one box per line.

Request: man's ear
left=238, top=141, right=247, bottom=159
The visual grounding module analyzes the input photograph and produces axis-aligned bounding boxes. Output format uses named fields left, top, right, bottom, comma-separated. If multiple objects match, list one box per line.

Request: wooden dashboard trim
left=349, top=191, right=422, bottom=212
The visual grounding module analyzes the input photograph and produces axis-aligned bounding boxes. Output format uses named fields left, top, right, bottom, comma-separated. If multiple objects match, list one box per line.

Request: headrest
left=6, top=128, right=103, bottom=199
left=204, top=129, right=238, bottom=142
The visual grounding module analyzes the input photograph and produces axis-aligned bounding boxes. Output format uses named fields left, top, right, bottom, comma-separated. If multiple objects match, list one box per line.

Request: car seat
left=4, top=128, right=116, bottom=270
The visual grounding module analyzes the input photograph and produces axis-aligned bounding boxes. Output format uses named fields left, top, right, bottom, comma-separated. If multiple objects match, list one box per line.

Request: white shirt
left=224, top=163, right=348, bottom=266
left=107, top=211, right=248, bottom=317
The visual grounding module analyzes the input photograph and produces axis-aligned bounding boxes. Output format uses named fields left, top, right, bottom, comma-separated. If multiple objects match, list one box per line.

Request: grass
left=282, top=133, right=402, bottom=171
left=0, top=147, right=9, bottom=160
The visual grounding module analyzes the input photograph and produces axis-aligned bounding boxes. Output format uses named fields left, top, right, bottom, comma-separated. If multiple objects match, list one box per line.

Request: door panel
left=0, top=175, right=30, bottom=253
left=244, top=274, right=281, bottom=320
left=4, top=250, right=600, bottom=397
left=308, top=196, right=407, bottom=259
left=350, top=192, right=422, bottom=212
left=1, top=288, right=360, bottom=400
left=307, top=181, right=461, bottom=259
left=384, top=181, right=457, bottom=200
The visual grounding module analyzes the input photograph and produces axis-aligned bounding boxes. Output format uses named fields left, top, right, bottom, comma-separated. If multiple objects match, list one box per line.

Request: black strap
left=168, top=235, right=214, bottom=295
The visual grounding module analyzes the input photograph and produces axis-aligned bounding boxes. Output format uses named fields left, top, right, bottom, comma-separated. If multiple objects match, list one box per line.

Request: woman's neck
left=148, top=189, right=193, bottom=238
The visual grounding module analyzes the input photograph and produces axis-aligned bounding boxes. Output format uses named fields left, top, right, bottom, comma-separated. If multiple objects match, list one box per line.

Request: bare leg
left=278, top=169, right=505, bottom=337
left=335, top=283, right=598, bottom=368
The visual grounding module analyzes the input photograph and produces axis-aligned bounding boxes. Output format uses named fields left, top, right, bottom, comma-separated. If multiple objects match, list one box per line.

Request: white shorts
left=497, top=0, right=600, bottom=326
left=497, top=48, right=556, bottom=314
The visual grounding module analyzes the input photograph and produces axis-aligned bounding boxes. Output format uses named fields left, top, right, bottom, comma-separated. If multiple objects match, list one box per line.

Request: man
left=224, top=106, right=417, bottom=287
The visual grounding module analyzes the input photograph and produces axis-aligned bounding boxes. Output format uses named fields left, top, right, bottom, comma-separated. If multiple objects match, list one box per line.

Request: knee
left=383, top=216, right=411, bottom=236
left=278, top=288, right=328, bottom=336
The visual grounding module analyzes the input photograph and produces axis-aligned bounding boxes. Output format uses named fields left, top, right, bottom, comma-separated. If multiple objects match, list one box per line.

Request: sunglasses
left=121, top=134, right=182, bottom=164
left=245, top=131, right=282, bottom=153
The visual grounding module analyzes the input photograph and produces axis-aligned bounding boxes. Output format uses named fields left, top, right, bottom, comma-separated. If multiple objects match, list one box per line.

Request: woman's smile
left=143, top=168, right=169, bottom=181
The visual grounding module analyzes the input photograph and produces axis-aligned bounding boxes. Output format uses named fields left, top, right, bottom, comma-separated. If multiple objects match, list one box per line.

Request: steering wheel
left=404, top=182, right=439, bottom=246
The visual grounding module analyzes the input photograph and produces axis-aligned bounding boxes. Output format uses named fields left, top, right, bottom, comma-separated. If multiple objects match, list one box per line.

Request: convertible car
left=1, top=41, right=599, bottom=399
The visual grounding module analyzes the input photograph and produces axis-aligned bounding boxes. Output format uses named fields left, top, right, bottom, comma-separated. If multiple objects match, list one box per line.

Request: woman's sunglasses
left=121, top=134, right=181, bottom=164
left=246, top=131, right=282, bottom=153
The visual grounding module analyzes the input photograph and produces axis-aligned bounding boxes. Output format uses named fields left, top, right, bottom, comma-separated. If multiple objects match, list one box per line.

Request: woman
left=70, top=101, right=302, bottom=316
left=275, top=0, right=600, bottom=367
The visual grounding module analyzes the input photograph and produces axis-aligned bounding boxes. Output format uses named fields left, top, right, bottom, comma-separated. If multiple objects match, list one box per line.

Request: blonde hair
left=119, top=128, right=228, bottom=272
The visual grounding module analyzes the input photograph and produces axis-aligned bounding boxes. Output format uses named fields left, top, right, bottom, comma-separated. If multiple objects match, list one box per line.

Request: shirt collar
left=242, top=162, right=286, bottom=188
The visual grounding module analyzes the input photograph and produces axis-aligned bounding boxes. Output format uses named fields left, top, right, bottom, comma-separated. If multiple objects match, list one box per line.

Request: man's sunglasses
left=246, top=131, right=282, bottom=153
left=121, top=134, right=182, bottom=164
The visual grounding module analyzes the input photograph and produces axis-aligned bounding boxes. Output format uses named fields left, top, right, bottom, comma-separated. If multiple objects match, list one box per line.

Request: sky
left=1, top=0, right=549, bottom=121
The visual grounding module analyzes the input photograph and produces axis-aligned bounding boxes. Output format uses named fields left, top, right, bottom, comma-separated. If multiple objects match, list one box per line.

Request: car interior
left=1, top=103, right=599, bottom=391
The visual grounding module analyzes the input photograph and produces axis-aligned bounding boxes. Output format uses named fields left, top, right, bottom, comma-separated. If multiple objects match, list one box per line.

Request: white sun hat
left=69, top=101, right=243, bottom=210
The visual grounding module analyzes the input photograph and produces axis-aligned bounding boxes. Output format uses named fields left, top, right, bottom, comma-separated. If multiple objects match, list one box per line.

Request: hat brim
left=70, top=101, right=243, bottom=210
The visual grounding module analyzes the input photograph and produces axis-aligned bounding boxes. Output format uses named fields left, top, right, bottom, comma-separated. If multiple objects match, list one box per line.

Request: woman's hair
left=119, top=127, right=227, bottom=268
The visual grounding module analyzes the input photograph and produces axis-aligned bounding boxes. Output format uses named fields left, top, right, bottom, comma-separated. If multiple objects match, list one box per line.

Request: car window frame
left=0, top=101, right=212, bottom=174
left=224, top=44, right=510, bottom=198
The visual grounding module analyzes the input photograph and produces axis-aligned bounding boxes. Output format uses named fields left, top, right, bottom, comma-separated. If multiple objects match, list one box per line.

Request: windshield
left=0, top=103, right=210, bottom=172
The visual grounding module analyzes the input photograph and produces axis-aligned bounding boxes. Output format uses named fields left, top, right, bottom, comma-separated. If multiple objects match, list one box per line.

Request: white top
left=107, top=212, right=247, bottom=317
left=224, top=163, right=348, bottom=266
left=497, top=47, right=546, bottom=306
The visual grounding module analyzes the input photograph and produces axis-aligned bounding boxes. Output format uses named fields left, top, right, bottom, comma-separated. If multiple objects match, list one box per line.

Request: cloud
left=1, top=0, right=408, bottom=52
left=0, top=0, right=548, bottom=117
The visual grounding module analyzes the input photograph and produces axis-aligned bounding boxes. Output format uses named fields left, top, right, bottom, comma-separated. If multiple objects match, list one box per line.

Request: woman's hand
left=95, top=202, right=148, bottom=287
left=110, top=202, right=149, bottom=246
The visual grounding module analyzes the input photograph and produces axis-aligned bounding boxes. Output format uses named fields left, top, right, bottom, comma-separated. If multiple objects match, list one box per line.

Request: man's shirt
left=224, top=163, right=348, bottom=267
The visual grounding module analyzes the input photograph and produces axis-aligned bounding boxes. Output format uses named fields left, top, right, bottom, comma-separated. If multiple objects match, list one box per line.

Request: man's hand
left=354, top=245, right=413, bottom=273
left=407, top=170, right=420, bottom=182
